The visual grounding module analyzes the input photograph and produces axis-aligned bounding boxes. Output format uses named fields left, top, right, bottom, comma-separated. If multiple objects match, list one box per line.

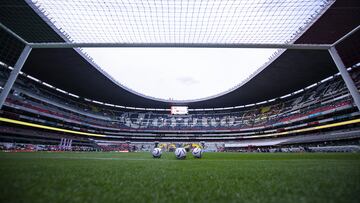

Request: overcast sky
left=84, top=48, right=277, bottom=101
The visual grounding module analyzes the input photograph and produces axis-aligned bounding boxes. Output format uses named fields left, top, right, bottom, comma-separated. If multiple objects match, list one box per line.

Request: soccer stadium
left=0, top=0, right=359, bottom=202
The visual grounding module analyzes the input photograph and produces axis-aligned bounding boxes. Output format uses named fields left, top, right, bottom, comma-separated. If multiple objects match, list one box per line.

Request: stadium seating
left=0, top=64, right=359, bottom=148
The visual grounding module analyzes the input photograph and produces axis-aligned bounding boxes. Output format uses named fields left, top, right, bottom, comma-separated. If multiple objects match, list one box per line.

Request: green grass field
left=0, top=152, right=359, bottom=203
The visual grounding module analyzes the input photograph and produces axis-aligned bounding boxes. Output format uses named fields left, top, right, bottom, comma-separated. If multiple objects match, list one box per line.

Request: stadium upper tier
left=0, top=64, right=359, bottom=141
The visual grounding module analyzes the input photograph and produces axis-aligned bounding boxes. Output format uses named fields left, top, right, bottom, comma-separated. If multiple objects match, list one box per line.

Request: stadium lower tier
left=1, top=98, right=359, bottom=149
left=0, top=111, right=359, bottom=141
left=1, top=125, right=359, bottom=153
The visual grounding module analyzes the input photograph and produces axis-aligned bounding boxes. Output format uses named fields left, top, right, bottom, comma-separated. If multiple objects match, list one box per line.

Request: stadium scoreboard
left=171, top=106, right=188, bottom=115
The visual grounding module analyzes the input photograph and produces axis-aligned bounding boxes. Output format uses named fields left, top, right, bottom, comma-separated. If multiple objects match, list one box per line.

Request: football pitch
left=0, top=152, right=359, bottom=203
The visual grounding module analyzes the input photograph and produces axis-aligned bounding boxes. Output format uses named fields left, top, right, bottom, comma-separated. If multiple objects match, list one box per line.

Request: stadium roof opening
left=84, top=48, right=277, bottom=101
left=26, top=0, right=334, bottom=101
